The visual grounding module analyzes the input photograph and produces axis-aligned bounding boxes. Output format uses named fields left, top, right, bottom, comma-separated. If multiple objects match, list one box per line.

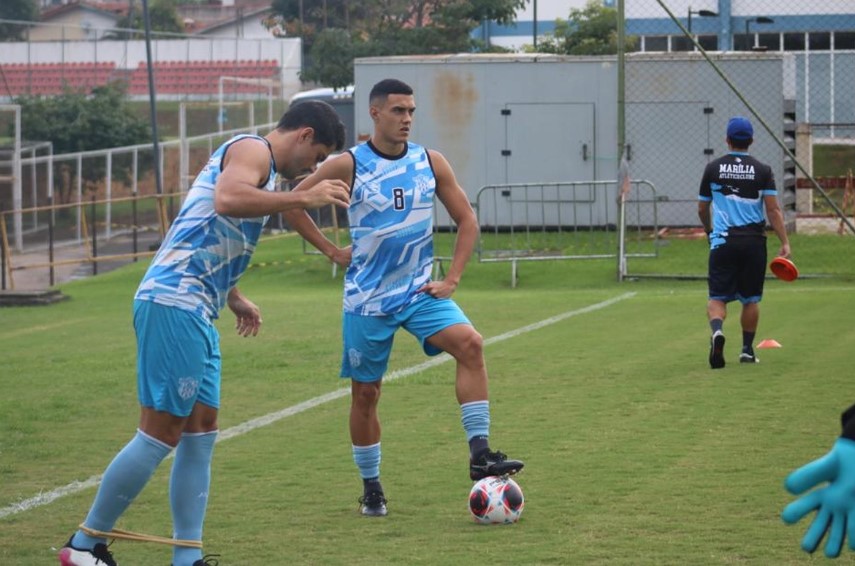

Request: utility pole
left=532, top=0, right=538, bottom=49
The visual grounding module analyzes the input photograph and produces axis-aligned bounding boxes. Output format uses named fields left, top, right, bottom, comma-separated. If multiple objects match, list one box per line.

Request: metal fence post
left=0, top=205, right=5, bottom=291
left=48, top=195, right=55, bottom=287
left=91, top=195, right=98, bottom=276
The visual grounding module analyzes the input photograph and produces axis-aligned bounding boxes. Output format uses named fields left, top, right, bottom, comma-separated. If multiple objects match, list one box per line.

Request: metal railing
left=474, top=180, right=659, bottom=286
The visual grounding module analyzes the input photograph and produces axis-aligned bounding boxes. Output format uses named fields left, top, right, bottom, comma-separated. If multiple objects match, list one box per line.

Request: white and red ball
left=468, top=476, right=524, bottom=524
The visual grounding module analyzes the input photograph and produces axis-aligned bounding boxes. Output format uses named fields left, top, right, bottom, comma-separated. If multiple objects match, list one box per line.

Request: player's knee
left=456, top=329, right=484, bottom=363
left=185, top=402, right=218, bottom=433
left=153, top=427, right=184, bottom=447
left=352, top=381, right=382, bottom=408
left=194, top=414, right=218, bottom=432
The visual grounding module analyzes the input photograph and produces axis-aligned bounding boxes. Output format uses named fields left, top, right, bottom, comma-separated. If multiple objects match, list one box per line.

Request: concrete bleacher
left=0, top=37, right=301, bottom=102
left=127, top=59, right=280, bottom=95
left=0, top=62, right=118, bottom=96
left=0, top=59, right=279, bottom=97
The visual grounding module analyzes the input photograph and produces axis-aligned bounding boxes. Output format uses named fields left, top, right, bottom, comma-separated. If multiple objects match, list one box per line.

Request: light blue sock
left=460, top=400, right=490, bottom=441
left=170, top=430, right=218, bottom=566
left=352, top=443, right=381, bottom=480
left=72, top=430, right=172, bottom=550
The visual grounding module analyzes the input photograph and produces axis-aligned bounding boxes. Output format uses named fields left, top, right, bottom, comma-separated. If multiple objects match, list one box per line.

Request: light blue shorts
left=133, top=299, right=221, bottom=416
left=341, top=295, right=471, bottom=383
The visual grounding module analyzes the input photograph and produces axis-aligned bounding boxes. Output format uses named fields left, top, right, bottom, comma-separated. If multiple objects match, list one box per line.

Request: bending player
left=59, top=101, right=349, bottom=566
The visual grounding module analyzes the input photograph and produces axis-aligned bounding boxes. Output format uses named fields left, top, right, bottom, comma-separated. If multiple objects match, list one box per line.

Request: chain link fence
left=4, top=3, right=855, bottom=288
left=619, top=0, right=855, bottom=281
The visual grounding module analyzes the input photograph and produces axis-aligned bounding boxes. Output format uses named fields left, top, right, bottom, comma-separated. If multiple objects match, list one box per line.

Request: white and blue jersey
left=698, top=151, right=777, bottom=250
left=344, top=141, right=436, bottom=316
left=135, top=134, right=276, bottom=322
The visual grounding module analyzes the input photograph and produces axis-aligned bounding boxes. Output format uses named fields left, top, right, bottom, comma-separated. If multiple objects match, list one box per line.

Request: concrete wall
left=353, top=52, right=792, bottom=228
left=354, top=54, right=618, bottom=226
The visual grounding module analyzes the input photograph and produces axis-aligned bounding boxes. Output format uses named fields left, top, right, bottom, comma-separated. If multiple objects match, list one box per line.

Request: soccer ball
left=468, top=476, right=524, bottom=524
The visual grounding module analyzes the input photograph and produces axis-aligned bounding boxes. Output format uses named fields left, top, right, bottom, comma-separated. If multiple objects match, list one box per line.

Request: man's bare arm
left=698, top=201, right=712, bottom=234
left=213, top=139, right=349, bottom=218
left=281, top=152, right=354, bottom=267
left=426, top=150, right=478, bottom=294
left=764, top=195, right=792, bottom=258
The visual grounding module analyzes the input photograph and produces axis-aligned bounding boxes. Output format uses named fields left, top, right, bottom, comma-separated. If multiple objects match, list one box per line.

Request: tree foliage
left=109, top=0, right=184, bottom=38
left=0, top=0, right=38, bottom=42
left=273, top=0, right=524, bottom=88
left=14, top=83, right=151, bottom=200
left=16, top=83, right=150, bottom=155
left=530, top=1, right=637, bottom=55
left=299, top=28, right=356, bottom=89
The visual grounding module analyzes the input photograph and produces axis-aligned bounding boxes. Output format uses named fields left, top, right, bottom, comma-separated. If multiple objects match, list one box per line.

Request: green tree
left=356, top=0, right=523, bottom=46
left=108, top=0, right=184, bottom=38
left=530, top=1, right=637, bottom=55
left=300, top=28, right=356, bottom=89
left=289, top=0, right=523, bottom=88
left=0, top=0, right=38, bottom=41
left=271, top=0, right=354, bottom=31
left=14, top=82, right=151, bottom=202
left=268, top=0, right=359, bottom=55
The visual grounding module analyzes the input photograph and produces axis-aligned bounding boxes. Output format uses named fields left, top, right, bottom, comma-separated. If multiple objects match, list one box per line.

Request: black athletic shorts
left=707, top=236, right=767, bottom=304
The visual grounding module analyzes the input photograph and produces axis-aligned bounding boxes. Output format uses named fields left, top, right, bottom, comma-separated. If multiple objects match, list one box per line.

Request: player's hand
left=782, top=438, right=855, bottom=558
left=227, top=293, right=262, bottom=337
left=417, top=279, right=458, bottom=299
left=328, top=245, right=351, bottom=269
left=778, top=242, right=791, bottom=259
left=301, top=179, right=350, bottom=209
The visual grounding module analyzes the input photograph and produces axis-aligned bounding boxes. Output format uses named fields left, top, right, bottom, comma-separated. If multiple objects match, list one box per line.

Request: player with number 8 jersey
left=284, top=79, right=524, bottom=517
left=345, top=141, right=435, bottom=316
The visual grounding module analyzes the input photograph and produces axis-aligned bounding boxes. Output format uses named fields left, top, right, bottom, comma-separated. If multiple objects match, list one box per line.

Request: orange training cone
left=757, top=339, right=782, bottom=349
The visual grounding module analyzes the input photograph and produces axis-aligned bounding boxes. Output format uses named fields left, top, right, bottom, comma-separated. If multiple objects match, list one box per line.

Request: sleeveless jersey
left=698, top=151, right=777, bottom=247
left=344, top=141, right=436, bottom=316
left=135, top=134, right=276, bottom=322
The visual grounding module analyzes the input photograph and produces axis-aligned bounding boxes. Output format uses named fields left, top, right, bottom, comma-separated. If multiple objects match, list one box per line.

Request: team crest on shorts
left=348, top=348, right=363, bottom=368
left=177, top=376, right=199, bottom=400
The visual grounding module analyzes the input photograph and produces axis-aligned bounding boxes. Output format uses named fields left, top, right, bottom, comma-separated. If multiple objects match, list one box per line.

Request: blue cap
left=727, top=116, right=754, bottom=140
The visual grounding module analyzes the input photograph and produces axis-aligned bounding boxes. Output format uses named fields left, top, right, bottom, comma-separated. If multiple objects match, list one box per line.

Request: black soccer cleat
left=470, top=450, right=524, bottom=481
left=739, top=350, right=759, bottom=364
left=172, top=555, right=221, bottom=566
left=709, top=330, right=725, bottom=369
left=358, top=491, right=388, bottom=517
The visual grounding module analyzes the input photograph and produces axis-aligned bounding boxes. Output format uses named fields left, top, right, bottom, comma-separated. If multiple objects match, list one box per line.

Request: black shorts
left=708, top=236, right=767, bottom=304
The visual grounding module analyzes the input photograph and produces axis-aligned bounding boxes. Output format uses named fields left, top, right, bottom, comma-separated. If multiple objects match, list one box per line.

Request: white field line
left=0, top=292, right=635, bottom=519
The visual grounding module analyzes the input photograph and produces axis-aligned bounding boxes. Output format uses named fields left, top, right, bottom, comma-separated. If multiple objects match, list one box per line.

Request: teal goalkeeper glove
left=782, top=437, right=855, bottom=558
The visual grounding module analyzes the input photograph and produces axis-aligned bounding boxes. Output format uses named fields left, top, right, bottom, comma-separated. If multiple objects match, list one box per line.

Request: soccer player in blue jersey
left=698, top=116, right=791, bottom=369
left=283, top=78, right=524, bottom=517
left=58, top=101, right=350, bottom=566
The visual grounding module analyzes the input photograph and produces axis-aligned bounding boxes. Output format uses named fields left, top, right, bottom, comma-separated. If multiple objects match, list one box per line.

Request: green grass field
left=1, top=233, right=853, bottom=565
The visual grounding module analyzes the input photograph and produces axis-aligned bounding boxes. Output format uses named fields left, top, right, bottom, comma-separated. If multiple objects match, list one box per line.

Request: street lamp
left=745, top=16, right=774, bottom=48
left=687, top=7, right=718, bottom=34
